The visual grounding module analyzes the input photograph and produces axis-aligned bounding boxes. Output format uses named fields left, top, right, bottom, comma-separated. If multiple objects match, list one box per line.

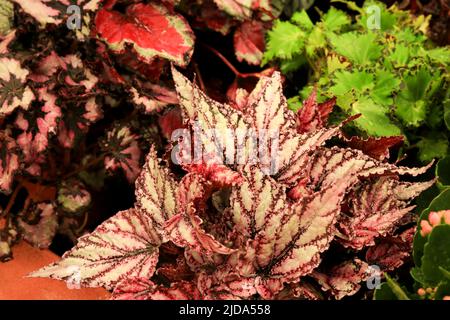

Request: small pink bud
left=444, top=211, right=450, bottom=225
left=417, top=288, right=426, bottom=296
left=429, top=211, right=441, bottom=226
left=420, top=220, right=433, bottom=237
left=443, top=296, right=450, bottom=300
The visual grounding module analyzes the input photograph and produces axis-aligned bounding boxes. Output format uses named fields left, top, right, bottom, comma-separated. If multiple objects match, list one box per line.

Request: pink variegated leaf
left=57, top=179, right=91, bottom=216
left=254, top=277, right=285, bottom=299
left=135, top=146, right=178, bottom=243
left=12, top=0, right=101, bottom=26
left=184, top=248, right=226, bottom=272
left=158, top=107, right=184, bottom=140
left=228, top=164, right=354, bottom=294
left=275, top=282, right=323, bottom=300
left=234, top=21, right=265, bottom=65
left=102, top=125, right=142, bottom=183
left=366, top=227, right=415, bottom=271
left=130, top=82, right=178, bottom=114
left=156, top=256, right=195, bottom=282
left=191, top=1, right=235, bottom=35
left=30, top=54, right=103, bottom=148
left=182, top=163, right=243, bottom=187
left=243, top=70, right=294, bottom=134
left=226, top=80, right=250, bottom=110
left=296, top=88, right=336, bottom=134
left=341, top=135, right=404, bottom=161
left=0, top=30, right=16, bottom=54
left=173, top=67, right=292, bottom=173
left=0, top=57, right=35, bottom=116
left=198, top=263, right=295, bottom=300
left=338, top=177, right=435, bottom=250
left=61, top=54, right=99, bottom=90
left=214, top=0, right=282, bottom=20
left=214, top=0, right=253, bottom=19
left=248, top=179, right=350, bottom=282
left=15, top=87, right=61, bottom=174
left=12, top=0, right=64, bottom=26
left=29, top=208, right=160, bottom=290
left=111, top=278, right=201, bottom=300
left=95, top=3, right=194, bottom=66
left=165, top=173, right=236, bottom=255
left=197, top=267, right=257, bottom=299
left=18, top=202, right=58, bottom=249
left=276, top=127, right=344, bottom=185
left=0, top=130, right=20, bottom=194
left=28, top=51, right=65, bottom=83
left=229, top=166, right=285, bottom=238
left=58, top=96, right=102, bottom=148
left=172, top=66, right=248, bottom=167
left=291, top=147, right=433, bottom=195
left=311, top=259, right=371, bottom=300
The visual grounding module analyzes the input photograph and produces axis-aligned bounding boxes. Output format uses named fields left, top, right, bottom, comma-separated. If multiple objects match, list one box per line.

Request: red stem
left=201, top=43, right=269, bottom=80
left=0, top=184, right=22, bottom=219
left=193, top=62, right=206, bottom=93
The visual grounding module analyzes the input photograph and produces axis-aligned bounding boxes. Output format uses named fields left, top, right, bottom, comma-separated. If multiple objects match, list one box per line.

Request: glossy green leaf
left=414, top=189, right=450, bottom=266
left=421, top=225, right=450, bottom=286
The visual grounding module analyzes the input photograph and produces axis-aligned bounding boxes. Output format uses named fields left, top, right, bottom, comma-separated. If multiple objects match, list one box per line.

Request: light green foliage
left=263, top=20, right=306, bottom=63
left=329, top=32, right=382, bottom=65
left=263, top=0, right=450, bottom=162
left=0, top=0, right=13, bottom=35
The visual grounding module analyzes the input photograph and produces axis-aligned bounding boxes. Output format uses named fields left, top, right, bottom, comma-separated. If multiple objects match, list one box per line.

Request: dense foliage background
left=0, top=0, right=449, bottom=300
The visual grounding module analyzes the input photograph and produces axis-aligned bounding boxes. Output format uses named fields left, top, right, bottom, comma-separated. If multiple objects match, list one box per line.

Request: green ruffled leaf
left=330, top=70, right=374, bottom=97
left=395, top=68, right=434, bottom=127
left=263, top=20, right=305, bottom=64
left=329, top=32, right=382, bottom=65
left=416, top=134, right=449, bottom=163
left=291, top=10, right=313, bottom=30
left=322, top=7, right=351, bottom=32
left=388, top=44, right=410, bottom=67
left=425, top=47, right=450, bottom=66
left=372, top=70, right=400, bottom=106
left=350, top=96, right=402, bottom=137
